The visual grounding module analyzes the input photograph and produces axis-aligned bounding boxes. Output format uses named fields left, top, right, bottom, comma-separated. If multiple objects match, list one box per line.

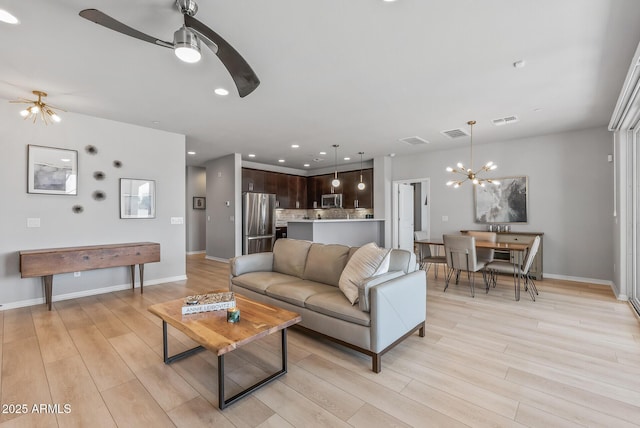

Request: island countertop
left=287, top=219, right=384, bottom=246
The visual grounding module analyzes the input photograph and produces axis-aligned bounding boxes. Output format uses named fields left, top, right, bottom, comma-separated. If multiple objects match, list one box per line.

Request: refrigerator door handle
left=246, top=235, right=275, bottom=240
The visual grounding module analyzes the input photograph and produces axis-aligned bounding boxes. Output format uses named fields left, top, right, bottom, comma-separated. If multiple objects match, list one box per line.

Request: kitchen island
left=287, top=219, right=385, bottom=247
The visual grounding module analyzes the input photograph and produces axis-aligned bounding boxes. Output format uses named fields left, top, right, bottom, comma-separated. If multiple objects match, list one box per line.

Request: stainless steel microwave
left=321, top=194, right=342, bottom=208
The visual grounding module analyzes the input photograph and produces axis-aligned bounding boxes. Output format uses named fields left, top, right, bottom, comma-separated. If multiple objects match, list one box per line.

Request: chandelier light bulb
left=50, top=113, right=61, bottom=123
left=457, top=162, right=464, bottom=169
left=20, top=109, right=29, bottom=117
left=446, top=166, right=453, bottom=172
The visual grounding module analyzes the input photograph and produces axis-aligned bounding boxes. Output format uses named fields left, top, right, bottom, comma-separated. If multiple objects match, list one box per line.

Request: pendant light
left=10, top=90, right=64, bottom=124
left=446, top=120, right=498, bottom=188
left=357, top=152, right=366, bottom=190
left=331, top=144, right=340, bottom=188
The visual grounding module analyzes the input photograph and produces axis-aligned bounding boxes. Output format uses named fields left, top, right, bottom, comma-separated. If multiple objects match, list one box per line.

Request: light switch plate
left=442, top=216, right=449, bottom=222
left=170, top=217, right=184, bottom=225
left=27, top=218, right=41, bottom=228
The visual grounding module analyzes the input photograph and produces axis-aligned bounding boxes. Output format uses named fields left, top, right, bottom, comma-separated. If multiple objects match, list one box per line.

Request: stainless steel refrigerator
left=243, top=192, right=276, bottom=255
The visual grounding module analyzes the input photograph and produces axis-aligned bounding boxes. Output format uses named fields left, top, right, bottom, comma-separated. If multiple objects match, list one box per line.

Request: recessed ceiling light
left=214, top=88, right=229, bottom=96
left=60, top=158, right=71, bottom=162
left=151, top=120, right=160, bottom=124
left=187, top=151, right=196, bottom=155
left=248, top=153, right=256, bottom=158
left=319, top=151, right=326, bottom=155
left=278, top=159, right=285, bottom=163
left=291, top=144, right=299, bottom=148
left=344, top=157, right=351, bottom=161
left=303, top=163, right=310, bottom=167
left=0, top=9, right=19, bottom=24
left=383, top=0, right=397, bottom=2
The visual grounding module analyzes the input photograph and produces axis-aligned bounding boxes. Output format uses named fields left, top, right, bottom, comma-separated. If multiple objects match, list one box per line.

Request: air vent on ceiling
left=492, top=115, right=519, bottom=126
left=441, top=128, right=469, bottom=139
left=312, top=157, right=324, bottom=163
left=399, top=136, right=430, bottom=145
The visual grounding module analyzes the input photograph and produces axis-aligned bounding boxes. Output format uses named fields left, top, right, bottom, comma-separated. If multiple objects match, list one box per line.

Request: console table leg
left=139, top=264, right=144, bottom=294
left=43, top=275, right=53, bottom=311
left=130, top=265, right=135, bottom=291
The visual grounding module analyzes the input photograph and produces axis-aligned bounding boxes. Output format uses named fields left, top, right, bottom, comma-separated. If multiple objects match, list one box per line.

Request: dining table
left=414, top=238, right=530, bottom=301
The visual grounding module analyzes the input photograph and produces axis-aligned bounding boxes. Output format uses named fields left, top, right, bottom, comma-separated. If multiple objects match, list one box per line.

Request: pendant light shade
left=331, top=144, right=340, bottom=188
left=357, top=151, right=365, bottom=190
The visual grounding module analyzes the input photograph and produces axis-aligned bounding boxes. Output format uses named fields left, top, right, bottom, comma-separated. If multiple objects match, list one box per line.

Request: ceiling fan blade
left=184, top=15, right=260, bottom=97
left=79, top=9, right=173, bottom=49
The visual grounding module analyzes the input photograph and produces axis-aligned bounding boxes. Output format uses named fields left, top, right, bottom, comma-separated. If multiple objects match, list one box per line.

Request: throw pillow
left=339, top=242, right=391, bottom=305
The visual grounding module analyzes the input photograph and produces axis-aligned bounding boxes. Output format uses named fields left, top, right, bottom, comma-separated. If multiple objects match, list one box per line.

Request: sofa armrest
left=355, top=271, right=405, bottom=312
left=230, top=253, right=274, bottom=277
left=370, top=269, right=426, bottom=353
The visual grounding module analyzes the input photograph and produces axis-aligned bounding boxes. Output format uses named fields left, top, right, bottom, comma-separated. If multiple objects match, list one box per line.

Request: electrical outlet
left=442, top=216, right=449, bottom=222
left=74, top=271, right=81, bottom=277
left=27, top=218, right=41, bottom=228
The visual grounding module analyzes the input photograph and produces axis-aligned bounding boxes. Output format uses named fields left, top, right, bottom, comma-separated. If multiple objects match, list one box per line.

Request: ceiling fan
left=79, top=0, right=260, bottom=97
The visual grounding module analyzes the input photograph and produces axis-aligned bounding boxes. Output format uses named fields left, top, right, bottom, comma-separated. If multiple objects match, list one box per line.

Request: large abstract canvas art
left=474, top=176, right=528, bottom=223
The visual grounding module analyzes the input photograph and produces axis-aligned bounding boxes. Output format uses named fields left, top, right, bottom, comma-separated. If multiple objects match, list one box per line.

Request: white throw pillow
left=339, top=243, right=391, bottom=305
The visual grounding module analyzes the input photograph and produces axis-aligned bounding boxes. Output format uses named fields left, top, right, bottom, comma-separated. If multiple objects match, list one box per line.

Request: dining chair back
left=443, top=234, right=488, bottom=297
left=466, top=231, right=497, bottom=264
left=414, top=231, right=446, bottom=276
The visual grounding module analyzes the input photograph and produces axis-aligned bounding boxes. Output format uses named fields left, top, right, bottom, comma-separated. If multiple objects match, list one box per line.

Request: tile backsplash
left=275, top=208, right=374, bottom=226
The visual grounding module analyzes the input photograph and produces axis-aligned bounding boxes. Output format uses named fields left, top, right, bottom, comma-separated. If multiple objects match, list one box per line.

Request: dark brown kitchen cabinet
left=292, top=175, right=307, bottom=209
left=263, top=171, right=278, bottom=195
left=242, top=168, right=265, bottom=193
left=276, top=173, right=290, bottom=208
left=355, top=169, right=373, bottom=208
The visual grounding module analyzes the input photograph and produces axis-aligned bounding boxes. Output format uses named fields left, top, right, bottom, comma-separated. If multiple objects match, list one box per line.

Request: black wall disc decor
left=72, top=205, right=84, bottom=214
left=113, top=160, right=122, bottom=168
left=93, top=171, right=105, bottom=180
left=85, top=145, right=98, bottom=155
left=92, top=190, right=106, bottom=201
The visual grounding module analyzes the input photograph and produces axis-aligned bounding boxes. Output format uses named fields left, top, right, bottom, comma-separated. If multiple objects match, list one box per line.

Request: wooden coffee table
left=148, top=291, right=301, bottom=409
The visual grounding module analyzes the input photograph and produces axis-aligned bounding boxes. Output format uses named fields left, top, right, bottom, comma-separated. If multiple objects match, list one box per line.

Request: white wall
left=391, top=126, right=614, bottom=282
left=0, top=103, right=186, bottom=309
left=186, top=166, right=206, bottom=253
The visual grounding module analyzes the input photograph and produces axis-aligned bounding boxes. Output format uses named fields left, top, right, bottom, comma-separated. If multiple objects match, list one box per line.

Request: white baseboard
left=543, top=273, right=614, bottom=287
left=186, top=250, right=206, bottom=255
left=205, top=256, right=230, bottom=263
left=0, top=275, right=188, bottom=311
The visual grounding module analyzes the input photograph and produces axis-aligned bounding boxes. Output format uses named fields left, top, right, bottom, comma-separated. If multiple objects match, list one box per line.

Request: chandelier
left=446, top=120, right=498, bottom=188
left=10, top=90, right=64, bottom=125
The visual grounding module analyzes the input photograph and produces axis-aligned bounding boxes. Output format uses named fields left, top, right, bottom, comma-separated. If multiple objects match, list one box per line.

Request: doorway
left=392, top=178, right=431, bottom=250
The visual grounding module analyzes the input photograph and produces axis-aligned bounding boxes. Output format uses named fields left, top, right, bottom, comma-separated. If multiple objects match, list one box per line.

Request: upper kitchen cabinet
left=242, top=168, right=265, bottom=193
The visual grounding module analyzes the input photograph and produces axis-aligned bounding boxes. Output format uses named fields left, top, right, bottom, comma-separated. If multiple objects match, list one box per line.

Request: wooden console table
left=19, top=242, right=160, bottom=310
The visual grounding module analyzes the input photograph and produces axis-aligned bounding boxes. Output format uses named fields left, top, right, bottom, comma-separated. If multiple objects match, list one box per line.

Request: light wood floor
left=1, top=255, right=639, bottom=427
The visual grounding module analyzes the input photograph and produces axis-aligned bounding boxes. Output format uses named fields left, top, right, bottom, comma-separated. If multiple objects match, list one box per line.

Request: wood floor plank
left=108, top=332, right=162, bottom=374
left=101, top=379, right=175, bottom=428
left=31, top=310, right=77, bottom=364
left=0, top=337, right=52, bottom=424
left=347, top=403, right=412, bottom=428
left=135, top=364, right=199, bottom=412
left=44, top=354, right=116, bottom=428
left=67, top=326, right=135, bottom=391
left=167, top=396, right=234, bottom=428
left=3, top=308, right=35, bottom=344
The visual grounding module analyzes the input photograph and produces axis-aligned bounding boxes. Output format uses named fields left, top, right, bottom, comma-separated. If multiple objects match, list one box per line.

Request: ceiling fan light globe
left=174, top=27, right=201, bottom=63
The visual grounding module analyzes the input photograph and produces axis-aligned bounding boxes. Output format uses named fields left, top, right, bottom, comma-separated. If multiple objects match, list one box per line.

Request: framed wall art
left=27, top=145, right=78, bottom=195
left=474, top=176, right=528, bottom=223
left=193, top=197, right=206, bottom=210
left=120, top=178, right=156, bottom=219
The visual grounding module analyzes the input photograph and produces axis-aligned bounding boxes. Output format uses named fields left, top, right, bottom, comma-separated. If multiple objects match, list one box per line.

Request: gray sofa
left=229, top=238, right=427, bottom=372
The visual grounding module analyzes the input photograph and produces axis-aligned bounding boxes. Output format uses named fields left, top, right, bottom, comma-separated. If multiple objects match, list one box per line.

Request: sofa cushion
left=273, top=239, right=312, bottom=278
left=339, top=242, right=391, bottom=305
left=231, top=272, right=299, bottom=295
left=303, top=243, right=350, bottom=287
left=266, top=279, right=335, bottom=307
left=305, top=290, right=371, bottom=326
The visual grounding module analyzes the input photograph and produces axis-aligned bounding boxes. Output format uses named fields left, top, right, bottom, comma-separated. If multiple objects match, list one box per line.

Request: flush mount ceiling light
left=357, top=152, right=366, bottom=190
left=331, top=145, right=341, bottom=188
left=446, top=120, right=498, bottom=188
left=10, top=91, right=64, bottom=125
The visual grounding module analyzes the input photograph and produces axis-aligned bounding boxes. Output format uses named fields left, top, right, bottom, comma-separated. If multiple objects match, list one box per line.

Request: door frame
left=392, top=177, right=430, bottom=249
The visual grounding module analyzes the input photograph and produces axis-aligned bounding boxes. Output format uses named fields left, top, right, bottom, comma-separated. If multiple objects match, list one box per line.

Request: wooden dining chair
left=486, top=235, right=541, bottom=301
left=443, top=234, right=488, bottom=297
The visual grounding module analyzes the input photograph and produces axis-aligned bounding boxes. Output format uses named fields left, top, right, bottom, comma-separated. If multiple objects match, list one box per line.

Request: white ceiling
left=2, top=0, right=640, bottom=170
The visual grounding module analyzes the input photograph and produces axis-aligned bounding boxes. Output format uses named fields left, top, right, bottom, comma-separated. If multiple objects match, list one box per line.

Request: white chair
left=486, top=235, right=541, bottom=301
left=414, top=231, right=446, bottom=277
left=443, top=234, right=488, bottom=297
left=466, top=231, right=497, bottom=264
